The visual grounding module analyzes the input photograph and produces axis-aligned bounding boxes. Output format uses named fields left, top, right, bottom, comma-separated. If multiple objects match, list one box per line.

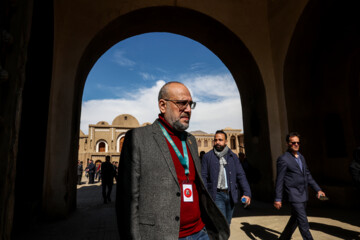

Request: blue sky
left=81, top=32, right=243, bottom=134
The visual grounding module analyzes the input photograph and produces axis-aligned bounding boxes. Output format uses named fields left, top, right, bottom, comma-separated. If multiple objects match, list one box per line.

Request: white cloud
left=139, top=72, right=156, bottom=80
left=181, top=73, right=239, bottom=100
left=113, top=50, right=136, bottom=67
left=80, top=80, right=164, bottom=134
left=189, top=62, right=205, bottom=71
left=80, top=75, right=243, bottom=134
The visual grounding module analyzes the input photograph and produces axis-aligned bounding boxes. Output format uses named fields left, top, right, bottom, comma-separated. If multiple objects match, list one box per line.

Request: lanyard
left=159, top=123, right=189, bottom=175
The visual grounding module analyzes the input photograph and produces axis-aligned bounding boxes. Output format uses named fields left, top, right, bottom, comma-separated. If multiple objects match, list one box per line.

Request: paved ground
left=14, top=179, right=360, bottom=240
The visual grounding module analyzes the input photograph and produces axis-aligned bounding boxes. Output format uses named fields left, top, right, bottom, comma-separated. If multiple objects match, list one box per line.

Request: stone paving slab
left=231, top=200, right=360, bottom=240
left=13, top=179, right=360, bottom=239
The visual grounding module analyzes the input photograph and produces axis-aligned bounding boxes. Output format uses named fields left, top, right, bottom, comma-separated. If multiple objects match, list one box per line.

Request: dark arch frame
left=74, top=6, right=272, bottom=200
left=284, top=0, right=360, bottom=207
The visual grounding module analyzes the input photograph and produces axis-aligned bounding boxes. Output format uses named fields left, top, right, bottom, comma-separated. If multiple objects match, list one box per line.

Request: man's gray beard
left=173, top=120, right=189, bottom=131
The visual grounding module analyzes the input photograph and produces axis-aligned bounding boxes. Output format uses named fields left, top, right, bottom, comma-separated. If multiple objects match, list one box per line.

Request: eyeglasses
left=163, top=99, right=196, bottom=110
left=289, top=142, right=300, bottom=145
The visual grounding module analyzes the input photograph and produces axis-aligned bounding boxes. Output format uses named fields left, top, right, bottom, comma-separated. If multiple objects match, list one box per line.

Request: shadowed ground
left=13, top=179, right=360, bottom=240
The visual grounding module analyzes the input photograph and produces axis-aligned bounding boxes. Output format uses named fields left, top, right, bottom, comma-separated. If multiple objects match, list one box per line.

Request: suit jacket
left=201, top=148, right=251, bottom=204
left=116, top=119, right=229, bottom=240
left=275, top=151, right=321, bottom=203
left=86, top=163, right=95, bottom=173
left=101, top=161, right=115, bottom=183
left=77, top=164, right=83, bottom=175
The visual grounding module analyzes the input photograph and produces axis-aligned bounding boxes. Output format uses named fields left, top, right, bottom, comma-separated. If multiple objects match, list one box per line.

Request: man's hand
left=241, top=195, right=251, bottom=205
left=274, top=201, right=282, bottom=210
left=317, top=191, right=326, bottom=199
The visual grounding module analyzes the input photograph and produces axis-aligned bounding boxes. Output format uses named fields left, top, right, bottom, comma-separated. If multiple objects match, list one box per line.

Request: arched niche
left=44, top=6, right=272, bottom=217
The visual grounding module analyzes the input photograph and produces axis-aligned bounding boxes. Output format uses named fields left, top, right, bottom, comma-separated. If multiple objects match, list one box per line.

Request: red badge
left=183, top=184, right=193, bottom=202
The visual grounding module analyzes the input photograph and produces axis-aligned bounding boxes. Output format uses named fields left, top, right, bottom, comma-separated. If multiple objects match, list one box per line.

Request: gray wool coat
left=116, top=119, right=230, bottom=240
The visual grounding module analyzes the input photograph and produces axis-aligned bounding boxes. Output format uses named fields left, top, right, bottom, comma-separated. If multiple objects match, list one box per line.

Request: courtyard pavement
left=14, top=178, right=360, bottom=240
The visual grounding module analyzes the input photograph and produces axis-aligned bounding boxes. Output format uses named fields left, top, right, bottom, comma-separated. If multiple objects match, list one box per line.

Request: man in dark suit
left=116, top=82, right=229, bottom=240
left=274, top=132, right=326, bottom=240
left=86, top=160, right=96, bottom=184
left=101, top=155, right=115, bottom=203
left=77, top=161, right=83, bottom=185
left=201, top=130, right=251, bottom=224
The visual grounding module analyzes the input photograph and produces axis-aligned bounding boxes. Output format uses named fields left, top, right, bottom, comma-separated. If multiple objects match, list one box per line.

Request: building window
left=230, top=136, right=236, bottom=150
left=99, top=142, right=106, bottom=152
left=117, top=135, right=125, bottom=153
left=96, top=140, right=108, bottom=153
left=204, top=140, right=208, bottom=147
left=120, top=137, right=125, bottom=153
left=198, top=140, right=201, bottom=147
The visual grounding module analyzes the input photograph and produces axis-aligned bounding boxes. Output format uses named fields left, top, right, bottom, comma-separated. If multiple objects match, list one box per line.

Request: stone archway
left=43, top=6, right=272, bottom=218
left=116, top=134, right=126, bottom=153
left=284, top=0, right=360, bottom=207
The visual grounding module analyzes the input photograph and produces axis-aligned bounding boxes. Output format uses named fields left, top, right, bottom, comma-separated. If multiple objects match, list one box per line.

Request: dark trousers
left=77, top=175, right=82, bottom=185
left=89, top=172, right=95, bottom=184
left=102, top=180, right=113, bottom=200
left=279, top=202, right=313, bottom=240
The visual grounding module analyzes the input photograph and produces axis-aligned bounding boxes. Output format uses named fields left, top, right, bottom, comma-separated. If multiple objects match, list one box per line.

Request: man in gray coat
left=116, top=82, right=229, bottom=240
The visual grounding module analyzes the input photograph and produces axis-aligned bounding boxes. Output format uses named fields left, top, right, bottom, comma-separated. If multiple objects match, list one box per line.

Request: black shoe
left=104, top=199, right=107, bottom=204
left=107, top=197, right=111, bottom=202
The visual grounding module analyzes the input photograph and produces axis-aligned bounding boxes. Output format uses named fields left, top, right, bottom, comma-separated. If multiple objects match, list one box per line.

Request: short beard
left=214, top=145, right=225, bottom=151
left=173, top=120, right=189, bottom=131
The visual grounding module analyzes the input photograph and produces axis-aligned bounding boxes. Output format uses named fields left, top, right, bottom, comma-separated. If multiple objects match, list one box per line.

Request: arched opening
left=117, top=135, right=125, bottom=153
left=284, top=0, right=360, bottom=207
left=97, top=141, right=107, bottom=153
left=40, top=6, right=271, bottom=219
left=79, top=6, right=270, bottom=192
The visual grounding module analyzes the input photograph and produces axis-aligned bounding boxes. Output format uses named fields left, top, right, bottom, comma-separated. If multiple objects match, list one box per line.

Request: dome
left=112, top=114, right=140, bottom=128
left=190, top=130, right=208, bottom=134
left=96, top=121, right=109, bottom=126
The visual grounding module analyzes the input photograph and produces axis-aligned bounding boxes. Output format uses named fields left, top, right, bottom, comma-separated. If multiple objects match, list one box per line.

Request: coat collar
left=151, top=120, right=179, bottom=187
left=285, top=150, right=305, bottom=174
left=151, top=119, right=198, bottom=187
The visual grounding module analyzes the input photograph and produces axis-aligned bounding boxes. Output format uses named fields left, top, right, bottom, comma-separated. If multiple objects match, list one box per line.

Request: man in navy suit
left=202, top=130, right=251, bottom=224
left=274, top=132, right=326, bottom=240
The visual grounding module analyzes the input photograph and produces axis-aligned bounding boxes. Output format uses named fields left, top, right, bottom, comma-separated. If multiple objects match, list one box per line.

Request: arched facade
left=191, top=129, right=245, bottom=156
left=79, top=116, right=244, bottom=164
left=78, top=114, right=136, bottom=165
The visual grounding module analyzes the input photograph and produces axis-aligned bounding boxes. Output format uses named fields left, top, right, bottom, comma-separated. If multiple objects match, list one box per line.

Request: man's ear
left=159, top=100, right=166, bottom=114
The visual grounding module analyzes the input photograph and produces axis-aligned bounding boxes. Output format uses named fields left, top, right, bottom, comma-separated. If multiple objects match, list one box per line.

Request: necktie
left=295, top=156, right=303, bottom=172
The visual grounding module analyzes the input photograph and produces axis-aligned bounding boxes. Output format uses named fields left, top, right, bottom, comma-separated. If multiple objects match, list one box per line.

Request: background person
left=101, top=156, right=116, bottom=203
left=201, top=130, right=251, bottom=224
left=274, top=132, right=326, bottom=240
left=86, top=160, right=96, bottom=184
left=77, top=161, right=83, bottom=185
